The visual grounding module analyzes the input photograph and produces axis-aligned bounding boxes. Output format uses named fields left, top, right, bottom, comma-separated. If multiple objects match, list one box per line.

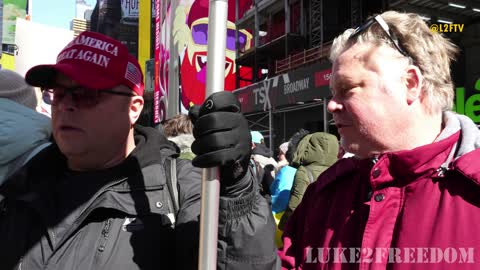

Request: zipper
left=17, top=256, right=23, bottom=270
left=364, top=156, right=379, bottom=201
left=44, top=177, right=127, bottom=267
left=98, top=219, right=112, bottom=252
left=93, top=218, right=113, bottom=265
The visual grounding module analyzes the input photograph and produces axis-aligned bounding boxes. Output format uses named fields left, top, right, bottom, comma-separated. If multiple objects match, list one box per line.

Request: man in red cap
left=0, top=31, right=277, bottom=270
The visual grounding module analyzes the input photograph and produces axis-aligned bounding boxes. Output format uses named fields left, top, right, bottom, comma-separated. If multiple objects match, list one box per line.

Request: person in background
left=270, top=127, right=309, bottom=248
left=250, top=131, right=278, bottom=198
left=163, top=114, right=195, bottom=160
left=251, top=131, right=278, bottom=172
left=0, top=31, right=276, bottom=270
left=38, top=88, right=53, bottom=117
left=270, top=142, right=295, bottom=248
left=278, top=132, right=338, bottom=231
left=0, top=69, right=51, bottom=185
left=276, top=142, right=290, bottom=171
left=279, top=11, right=480, bottom=269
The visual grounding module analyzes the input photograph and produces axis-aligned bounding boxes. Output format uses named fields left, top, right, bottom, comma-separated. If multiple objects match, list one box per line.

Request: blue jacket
left=0, top=99, right=51, bottom=184
left=270, top=165, right=296, bottom=214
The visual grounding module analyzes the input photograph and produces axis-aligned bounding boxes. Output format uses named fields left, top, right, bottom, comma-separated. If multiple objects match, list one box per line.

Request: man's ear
left=129, top=95, right=144, bottom=125
left=404, top=65, right=423, bottom=105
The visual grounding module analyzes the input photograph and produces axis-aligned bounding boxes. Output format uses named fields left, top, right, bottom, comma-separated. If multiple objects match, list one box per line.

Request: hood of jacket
left=438, top=111, right=480, bottom=183
left=437, top=111, right=480, bottom=159
left=292, top=132, right=339, bottom=168
left=0, top=99, right=51, bottom=166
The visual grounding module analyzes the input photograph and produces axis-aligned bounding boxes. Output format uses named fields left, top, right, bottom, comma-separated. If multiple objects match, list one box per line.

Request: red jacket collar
left=315, top=131, right=477, bottom=192
left=452, top=148, right=480, bottom=186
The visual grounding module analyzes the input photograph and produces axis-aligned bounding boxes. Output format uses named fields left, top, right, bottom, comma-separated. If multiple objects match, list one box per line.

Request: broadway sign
left=233, top=61, right=332, bottom=113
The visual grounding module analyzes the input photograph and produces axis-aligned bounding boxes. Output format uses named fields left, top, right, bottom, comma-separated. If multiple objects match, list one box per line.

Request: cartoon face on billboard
left=173, top=0, right=253, bottom=109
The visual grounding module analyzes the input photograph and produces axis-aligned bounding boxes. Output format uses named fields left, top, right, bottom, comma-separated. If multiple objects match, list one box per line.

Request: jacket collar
left=437, top=111, right=480, bottom=158
left=437, top=111, right=480, bottom=186
left=317, top=111, right=480, bottom=191
left=369, top=131, right=460, bottom=189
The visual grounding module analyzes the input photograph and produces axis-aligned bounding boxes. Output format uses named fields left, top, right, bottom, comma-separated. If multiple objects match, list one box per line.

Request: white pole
left=28, top=0, right=33, bottom=18
left=198, top=0, right=228, bottom=269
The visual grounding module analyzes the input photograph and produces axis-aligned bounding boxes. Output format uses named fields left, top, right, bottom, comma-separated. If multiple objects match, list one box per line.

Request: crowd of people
left=0, top=9, right=479, bottom=270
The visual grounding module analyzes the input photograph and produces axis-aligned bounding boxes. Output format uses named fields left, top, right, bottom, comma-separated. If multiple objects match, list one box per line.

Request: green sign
left=453, top=78, right=480, bottom=123
left=2, top=0, right=27, bottom=45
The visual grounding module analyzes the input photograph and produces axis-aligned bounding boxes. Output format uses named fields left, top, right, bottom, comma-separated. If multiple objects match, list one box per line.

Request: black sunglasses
left=42, top=86, right=135, bottom=108
left=349, top=15, right=414, bottom=63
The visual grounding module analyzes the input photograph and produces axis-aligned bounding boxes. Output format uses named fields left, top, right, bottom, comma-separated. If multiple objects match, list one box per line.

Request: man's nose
left=56, top=93, right=77, bottom=111
left=327, top=99, right=343, bottom=113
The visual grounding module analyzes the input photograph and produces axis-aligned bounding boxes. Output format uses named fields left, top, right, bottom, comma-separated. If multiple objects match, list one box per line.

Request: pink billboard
left=155, top=0, right=253, bottom=121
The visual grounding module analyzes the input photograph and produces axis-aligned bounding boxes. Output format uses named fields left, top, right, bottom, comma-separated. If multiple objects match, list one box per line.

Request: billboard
left=121, top=0, right=155, bottom=25
left=454, top=78, right=480, bottom=124
left=154, top=0, right=254, bottom=122
left=2, top=0, right=26, bottom=44
left=154, top=0, right=162, bottom=123
left=120, top=0, right=138, bottom=25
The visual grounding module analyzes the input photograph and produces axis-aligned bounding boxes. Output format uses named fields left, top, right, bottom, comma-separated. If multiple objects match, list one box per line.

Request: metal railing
left=275, top=42, right=332, bottom=74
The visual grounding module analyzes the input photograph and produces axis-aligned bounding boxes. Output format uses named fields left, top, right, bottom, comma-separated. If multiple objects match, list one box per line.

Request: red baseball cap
left=25, top=31, right=144, bottom=96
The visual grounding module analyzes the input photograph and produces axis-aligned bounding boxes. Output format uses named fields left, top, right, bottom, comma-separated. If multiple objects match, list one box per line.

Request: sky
left=32, top=0, right=97, bottom=30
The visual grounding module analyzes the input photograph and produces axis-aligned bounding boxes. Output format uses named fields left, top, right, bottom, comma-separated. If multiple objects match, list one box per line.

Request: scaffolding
left=245, top=98, right=330, bottom=152
left=275, top=42, right=331, bottom=74
left=310, top=0, right=323, bottom=47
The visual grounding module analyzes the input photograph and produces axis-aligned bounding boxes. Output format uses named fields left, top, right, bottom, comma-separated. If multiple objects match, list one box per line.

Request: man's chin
left=57, top=143, right=88, bottom=159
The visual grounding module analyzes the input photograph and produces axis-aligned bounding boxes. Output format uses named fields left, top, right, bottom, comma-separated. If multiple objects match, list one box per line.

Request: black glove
left=190, top=92, right=252, bottom=191
left=187, top=104, right=200, bottom=124
left=190, top=91, right=251, bottom=167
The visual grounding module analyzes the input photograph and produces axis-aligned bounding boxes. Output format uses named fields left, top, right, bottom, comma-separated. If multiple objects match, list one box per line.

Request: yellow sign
left=0, top=53, right=15, bottom=70
left=430, top=23, right=464, bottom=33
left=138, top=0, right=152, bottom=77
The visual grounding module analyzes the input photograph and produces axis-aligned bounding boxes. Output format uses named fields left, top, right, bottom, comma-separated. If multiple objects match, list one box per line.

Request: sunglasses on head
left=42, top=86, right=135, bottom=108
left=349, top=15, right=415, bottom=63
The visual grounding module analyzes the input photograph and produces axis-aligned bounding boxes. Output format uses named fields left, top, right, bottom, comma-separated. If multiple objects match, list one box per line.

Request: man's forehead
left=337, top=43, right=373, bottom=65
left=55, top=72, right=79, bottom=87
left=330, top=67, right=356, bottom=89
left=330, top=44, right=382, bottom=82
left=330, top=52, right=362, bottom=86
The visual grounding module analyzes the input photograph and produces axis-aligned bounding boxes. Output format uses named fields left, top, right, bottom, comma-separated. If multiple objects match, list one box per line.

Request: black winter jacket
left=0, top=126, right=277, bottom=270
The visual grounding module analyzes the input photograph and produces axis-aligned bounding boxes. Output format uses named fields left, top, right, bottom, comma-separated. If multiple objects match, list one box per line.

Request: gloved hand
left=189, top=92, right=253, bottom=194
left=190, top=92, right=251, bottom=168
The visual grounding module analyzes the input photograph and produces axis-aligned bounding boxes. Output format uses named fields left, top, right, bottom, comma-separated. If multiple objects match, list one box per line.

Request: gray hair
left=330, top=11, right=459, bottom=113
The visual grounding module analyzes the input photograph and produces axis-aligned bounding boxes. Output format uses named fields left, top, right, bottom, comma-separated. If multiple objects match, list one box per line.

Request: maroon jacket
left=279, top=112, right=480, bottom=270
